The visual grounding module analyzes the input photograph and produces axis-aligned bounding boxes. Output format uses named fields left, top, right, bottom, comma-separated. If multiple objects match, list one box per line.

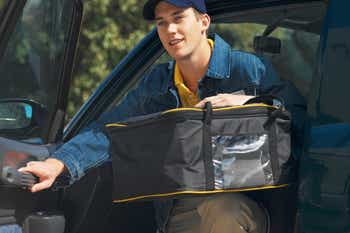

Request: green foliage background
left=67, top=0, right=319, bottom=121
left=67, top=0, right=151, bottom=119
left=0, top=0, right=5, bottom=9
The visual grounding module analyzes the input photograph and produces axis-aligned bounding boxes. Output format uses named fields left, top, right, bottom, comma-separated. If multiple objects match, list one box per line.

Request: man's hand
left=195, top=93, right=254, bottom=108
left=18, top=158, right=66, bottom=193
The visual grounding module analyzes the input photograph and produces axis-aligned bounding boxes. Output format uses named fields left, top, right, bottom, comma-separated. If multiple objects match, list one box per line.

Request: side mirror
left=254, top=36, right=281, bottom=54
left=0, top=99, right=47, bottom=137
left=0, top=101, right=32, bottom=130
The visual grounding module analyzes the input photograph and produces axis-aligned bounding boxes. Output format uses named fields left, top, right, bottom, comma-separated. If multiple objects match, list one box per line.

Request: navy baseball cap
left=143, top=0, right=207, bottom=20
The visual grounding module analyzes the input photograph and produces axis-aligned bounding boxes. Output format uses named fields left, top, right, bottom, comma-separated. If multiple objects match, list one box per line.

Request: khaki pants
left=166, top=193, right=267, bottom=233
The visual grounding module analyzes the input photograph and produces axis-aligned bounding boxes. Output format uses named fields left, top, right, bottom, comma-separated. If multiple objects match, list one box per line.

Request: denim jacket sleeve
left=51, top=65, right=168, bottom=184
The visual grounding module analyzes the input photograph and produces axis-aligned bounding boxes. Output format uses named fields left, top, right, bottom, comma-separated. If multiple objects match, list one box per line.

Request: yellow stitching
left=105, top=123, right=127, bottom=127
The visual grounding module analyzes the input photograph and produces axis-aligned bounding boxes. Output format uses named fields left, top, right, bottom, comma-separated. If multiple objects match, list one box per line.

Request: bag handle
left=243, top=95, right=284, bottom=107
left=203, top=101, right=215, bottom=190
left=243, top=95, right=288, bottom=129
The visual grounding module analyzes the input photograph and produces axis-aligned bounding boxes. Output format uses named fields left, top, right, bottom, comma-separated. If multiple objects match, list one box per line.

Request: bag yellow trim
left=113, top=183, right=290, bottom=203
left=162, top=103, right=276, bottom=114
left=105, top=104, right=277, bottom=128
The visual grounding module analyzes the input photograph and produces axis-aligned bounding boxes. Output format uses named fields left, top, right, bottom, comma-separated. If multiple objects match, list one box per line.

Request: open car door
left=0, top=0, right=82, bottom=232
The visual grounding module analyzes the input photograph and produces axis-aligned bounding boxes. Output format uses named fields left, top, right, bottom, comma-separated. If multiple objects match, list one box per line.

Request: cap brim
left=143, top=0, right=193, bottom=20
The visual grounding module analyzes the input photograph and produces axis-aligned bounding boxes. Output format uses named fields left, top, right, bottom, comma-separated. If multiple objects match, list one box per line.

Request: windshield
left=0, top=0, right=74, bottom=140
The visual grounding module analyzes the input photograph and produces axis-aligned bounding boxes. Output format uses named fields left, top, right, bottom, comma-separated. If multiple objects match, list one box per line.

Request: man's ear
left=201, top=14, right=211, bottom=34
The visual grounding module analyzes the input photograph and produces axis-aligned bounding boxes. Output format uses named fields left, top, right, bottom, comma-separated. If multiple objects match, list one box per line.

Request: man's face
left=154, top=2, right=209, bottom=61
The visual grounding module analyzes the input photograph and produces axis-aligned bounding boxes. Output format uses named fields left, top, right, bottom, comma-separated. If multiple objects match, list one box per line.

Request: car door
left=0, top=0, right=82, bottom=232
left=0, top=0, right=331, bottom=232
left=298, top=1, right=350, bottom=233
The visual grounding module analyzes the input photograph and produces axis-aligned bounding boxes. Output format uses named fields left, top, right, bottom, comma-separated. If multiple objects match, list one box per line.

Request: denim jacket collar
left=161, top=34, right=232, bottom=92
left=206, top=34, right=232, bottom=80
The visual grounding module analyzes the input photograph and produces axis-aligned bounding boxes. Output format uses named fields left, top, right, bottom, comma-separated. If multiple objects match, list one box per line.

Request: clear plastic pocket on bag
left=212, top=134, right=273, bottom=189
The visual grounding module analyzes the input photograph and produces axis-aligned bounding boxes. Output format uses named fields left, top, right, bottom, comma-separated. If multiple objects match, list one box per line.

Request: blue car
left=0, top=0, right=348, bottom=233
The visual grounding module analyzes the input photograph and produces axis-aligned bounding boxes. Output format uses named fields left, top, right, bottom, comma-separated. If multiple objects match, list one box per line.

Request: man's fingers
left=194, top=101, right=204, bottom=108
left=211, top=99, right=227, bottom=107
left=195, top=96, right=224, bottom=108
left=31, top=179, right=53, bottom=193
left=27, top=161, right=37, bottom=166
left=17, top=159, right=65, bottom=192
left=18, top=163, right=40, bottom=176
left=18, top=167, right=26, bottom=173
left=18, top=166, right=36, bottom=175
left=195, top=94, right=256, bottom=108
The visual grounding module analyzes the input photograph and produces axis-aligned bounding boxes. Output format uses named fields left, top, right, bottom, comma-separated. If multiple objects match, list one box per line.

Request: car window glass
left=308, top=1, right=350, bottom=124
left=317, top=27, right=350, bottom=123
left=210, top=23, right=320, bottom=98
left=0, top=0, right=74, bottom=141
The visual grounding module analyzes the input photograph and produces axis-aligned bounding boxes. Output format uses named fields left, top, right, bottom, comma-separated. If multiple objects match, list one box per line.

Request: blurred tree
left=67, top=0, right=151, bottom=120
left=0, top=0, right=5, bottom=10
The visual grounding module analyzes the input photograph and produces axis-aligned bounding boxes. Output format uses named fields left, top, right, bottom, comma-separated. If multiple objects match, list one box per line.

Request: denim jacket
left=52, top=34, right=306, bottom=231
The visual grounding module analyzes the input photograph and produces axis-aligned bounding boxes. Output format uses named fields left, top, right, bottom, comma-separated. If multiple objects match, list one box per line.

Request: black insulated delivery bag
left=104, top=98, right=293, bottom=203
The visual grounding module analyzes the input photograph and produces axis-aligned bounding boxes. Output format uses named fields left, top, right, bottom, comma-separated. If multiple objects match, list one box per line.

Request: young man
left=20, top=0, right=306, bottom=232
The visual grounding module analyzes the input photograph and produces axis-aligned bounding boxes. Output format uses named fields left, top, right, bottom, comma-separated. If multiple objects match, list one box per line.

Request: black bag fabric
left=104, top=99, right=293, bottom=203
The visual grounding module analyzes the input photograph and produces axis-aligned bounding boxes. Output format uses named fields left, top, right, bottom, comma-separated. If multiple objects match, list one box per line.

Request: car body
left=0, top=0, right=349, bottom=233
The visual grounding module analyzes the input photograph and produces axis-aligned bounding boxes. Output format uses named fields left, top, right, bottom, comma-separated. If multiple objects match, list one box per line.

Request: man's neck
left=176, top=38, right=212, bottom=93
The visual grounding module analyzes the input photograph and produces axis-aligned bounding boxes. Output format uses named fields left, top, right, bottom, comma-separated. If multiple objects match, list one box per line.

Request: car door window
left=318, top=27, right=350, bottom=123
left=210, top=23, right=320, bottom=98
left=0, top=0, right=74, bottom=141
left=308, top=2, right=350, bottom=124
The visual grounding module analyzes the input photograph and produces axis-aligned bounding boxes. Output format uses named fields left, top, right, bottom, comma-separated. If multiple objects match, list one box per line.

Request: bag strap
left=203, top=102, right=215, bottom=190
left=204, top=102, right=213, bottom=125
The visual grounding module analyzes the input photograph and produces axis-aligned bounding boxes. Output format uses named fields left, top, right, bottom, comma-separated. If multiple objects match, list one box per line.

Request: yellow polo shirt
left=174, top=39, right=214, bottom=107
